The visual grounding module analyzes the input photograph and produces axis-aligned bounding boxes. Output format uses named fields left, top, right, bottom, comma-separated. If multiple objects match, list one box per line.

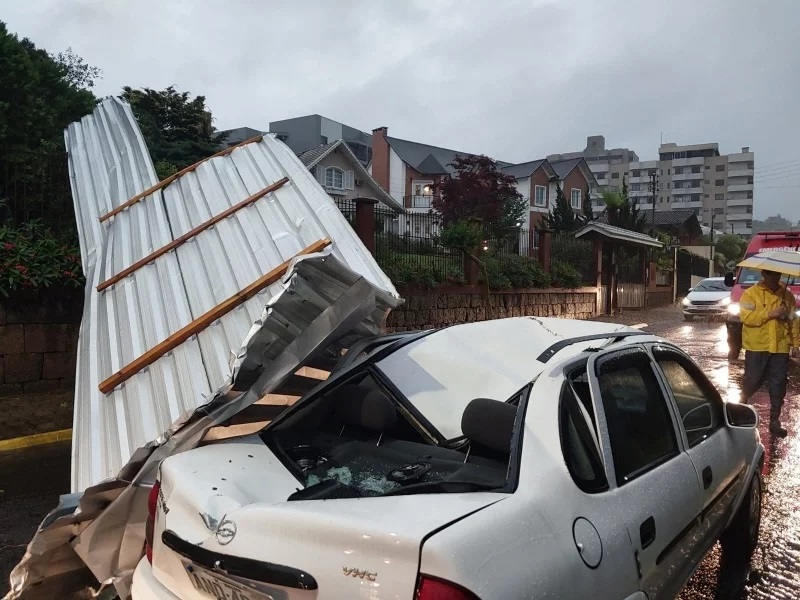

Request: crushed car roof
left=377, top=317, right=647, bottom=439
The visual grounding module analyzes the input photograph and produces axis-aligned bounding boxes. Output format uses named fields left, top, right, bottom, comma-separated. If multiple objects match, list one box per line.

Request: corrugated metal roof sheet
left=66, top=98, right=400, bottom=492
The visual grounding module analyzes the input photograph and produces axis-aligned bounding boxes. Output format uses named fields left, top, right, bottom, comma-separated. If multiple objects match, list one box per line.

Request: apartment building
left=551, top=136, right=755, bottom=235
left=654, top=143, right=754, bottom=235
left=269, top=115, right=373, bottom=166
left=547, top=135, right=639, bottom=194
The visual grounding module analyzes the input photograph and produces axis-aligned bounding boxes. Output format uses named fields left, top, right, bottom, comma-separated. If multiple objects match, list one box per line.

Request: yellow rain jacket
left=739, top=281, right=799, bottom=354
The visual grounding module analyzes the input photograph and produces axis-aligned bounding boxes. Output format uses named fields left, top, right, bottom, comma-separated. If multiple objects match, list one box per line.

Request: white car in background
left=682, top=277, right=733, bottom=321
left=131, top=317, right=763, bottom=600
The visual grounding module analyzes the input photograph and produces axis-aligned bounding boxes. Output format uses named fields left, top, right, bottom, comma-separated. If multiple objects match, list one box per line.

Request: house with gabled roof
left=369, top=126, right=597, bottom=229
left=296, top=139, right=404, bottom=213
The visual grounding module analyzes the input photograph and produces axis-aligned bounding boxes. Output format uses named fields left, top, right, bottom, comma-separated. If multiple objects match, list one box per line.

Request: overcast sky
left=3, top=0, right=799, bottom=221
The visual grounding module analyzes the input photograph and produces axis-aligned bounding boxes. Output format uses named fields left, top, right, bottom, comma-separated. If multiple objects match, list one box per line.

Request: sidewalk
left=591, top=303, right=682, bottom=327
left=0, top=391, right=73, bottom=444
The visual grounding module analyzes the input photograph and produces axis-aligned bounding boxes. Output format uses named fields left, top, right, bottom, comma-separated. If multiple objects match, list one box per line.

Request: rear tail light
left=416, top=575, right=480, bottom=599
left=145, top=480, right=160, bottom=564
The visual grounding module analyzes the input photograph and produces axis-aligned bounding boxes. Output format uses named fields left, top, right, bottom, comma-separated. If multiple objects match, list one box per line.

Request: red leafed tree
left=432, top=155, right=525, bottom=228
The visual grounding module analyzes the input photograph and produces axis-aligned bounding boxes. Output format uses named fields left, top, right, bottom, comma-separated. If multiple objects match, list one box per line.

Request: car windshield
left=694, top=280, right=730, bottom=292
left=739, top=267, right=799, bottom=287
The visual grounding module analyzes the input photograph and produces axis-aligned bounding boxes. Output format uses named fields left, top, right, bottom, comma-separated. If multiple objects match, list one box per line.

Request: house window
left=667, top=182, right=671, bottom=189
left=747, top=191, right=753, bottom=199
left=691, top=166, right=701, bottom=173
left=714, top=208, right=724, bottom=215
left=326, top=167, right=344, bottom=189
left=715, top=193, right=725, bottom=200
left=648, top=169, right=657, bottom=176
left=746, top=220, right=753, bottom=228
left=715, top=179, right=725, bottom=186
left=534, top=185, right=547, bottom=207
left=747, top=161, right=754, bottom=169
left=595, top=172, right=607, bottom=180
left=674, top=167, right=684, bottom=175
left=704, top=194, right=709, bottom=198
left=570, top=188, right=581, bottom=209
left=746, top=206, right=753, bottom=213
left=667, top=169, right=671, bottom=175
left=611, top=172, right=620, bottom=179
left=632, top=170, right=641, bottom=177
left=716, top=164, right=725, bottom=172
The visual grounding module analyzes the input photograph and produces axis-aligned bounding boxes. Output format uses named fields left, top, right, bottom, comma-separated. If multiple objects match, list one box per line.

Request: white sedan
left=132, top=317, right=763, bottom=600
left=682, top=277, right=733, bottom=321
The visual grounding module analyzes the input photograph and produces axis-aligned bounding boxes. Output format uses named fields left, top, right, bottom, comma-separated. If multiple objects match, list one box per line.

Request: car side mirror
left=683, top=403, right=713, bottom=434
left=688, top=287, right=694, bottom=293
left=725, top=402, right=758, bottom=429
left=724, top=272, right=735, bottom=287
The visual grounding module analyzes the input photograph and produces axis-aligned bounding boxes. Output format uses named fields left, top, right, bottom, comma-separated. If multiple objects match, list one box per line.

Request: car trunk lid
left=149, top=435, right=505, bottom=599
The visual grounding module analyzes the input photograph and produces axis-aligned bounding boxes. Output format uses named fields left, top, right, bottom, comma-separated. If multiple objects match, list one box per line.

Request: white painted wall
left=389, top=147, right=406, bottom=205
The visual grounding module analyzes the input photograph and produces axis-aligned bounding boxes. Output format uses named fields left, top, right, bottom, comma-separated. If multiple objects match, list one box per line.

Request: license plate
left=183, top=561, right=276, bottom=600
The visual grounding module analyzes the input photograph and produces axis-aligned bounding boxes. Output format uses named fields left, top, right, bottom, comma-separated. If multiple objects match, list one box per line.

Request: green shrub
left=550, top=260, right=583, bottom=288
left=483, top=255, right=550, bottom=290
left=0, top=221, right=83, bottom=297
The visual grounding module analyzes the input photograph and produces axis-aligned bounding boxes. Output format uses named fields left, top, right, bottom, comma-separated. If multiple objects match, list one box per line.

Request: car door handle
left=702, top=466, right=713, bottom=490
left=640, top=516, right=656, bottom=550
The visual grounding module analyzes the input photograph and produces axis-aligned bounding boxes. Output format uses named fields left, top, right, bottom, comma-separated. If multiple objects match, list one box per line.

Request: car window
left=595, top=350, right=679, bottom=486
left=560, top=370, right=607, bottom=493
left=652, top=349, right=722, bottom=447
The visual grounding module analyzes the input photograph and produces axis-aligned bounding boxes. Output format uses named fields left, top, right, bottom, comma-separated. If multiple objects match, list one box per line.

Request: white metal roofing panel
left=66, top=98, right=399, bottom=492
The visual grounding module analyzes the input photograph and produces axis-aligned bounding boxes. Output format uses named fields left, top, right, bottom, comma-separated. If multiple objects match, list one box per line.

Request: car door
left=587, top=346, right=704, bottom=600
left=649, top=344, right=747, bottom=543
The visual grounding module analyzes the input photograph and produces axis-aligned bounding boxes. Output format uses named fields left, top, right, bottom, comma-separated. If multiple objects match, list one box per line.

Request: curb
left=0, top=428, right=72, bottom=452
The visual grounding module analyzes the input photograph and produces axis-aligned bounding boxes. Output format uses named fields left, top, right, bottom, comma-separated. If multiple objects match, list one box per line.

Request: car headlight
left=796, top=310, right=800, bottom=318
left=720, top=297, right=731, bottom=306
left=682, top=297, right=690, bottom=306
left=728, top=303, right=740, bottom=315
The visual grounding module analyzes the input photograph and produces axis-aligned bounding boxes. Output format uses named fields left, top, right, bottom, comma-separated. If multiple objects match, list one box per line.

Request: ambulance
left=724, top=230, right=800, bottom=359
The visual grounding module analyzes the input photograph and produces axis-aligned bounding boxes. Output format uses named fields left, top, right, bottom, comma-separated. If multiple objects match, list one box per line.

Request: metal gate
left=676, top=249, right=710, bottom=297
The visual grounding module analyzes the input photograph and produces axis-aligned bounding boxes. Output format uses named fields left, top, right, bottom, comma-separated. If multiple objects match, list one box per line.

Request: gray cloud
left=3, top=0, right=798, bottom=220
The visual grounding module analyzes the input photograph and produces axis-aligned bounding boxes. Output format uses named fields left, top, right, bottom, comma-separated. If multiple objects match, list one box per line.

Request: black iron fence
left=551, top=234, right=596, bottom=284
left=1, top=148, right=74, bottom=233
left=334, top=199, right=541, bottom=285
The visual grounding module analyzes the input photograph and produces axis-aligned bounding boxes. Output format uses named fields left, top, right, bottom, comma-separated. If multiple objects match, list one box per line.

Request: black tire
left=721, top=473, right=762, bottom=560
left=684, top=315, right=694, bottom=322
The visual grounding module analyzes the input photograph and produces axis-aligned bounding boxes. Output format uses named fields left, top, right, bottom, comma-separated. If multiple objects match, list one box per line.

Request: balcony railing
left=407, top=194, right=435, bottom=209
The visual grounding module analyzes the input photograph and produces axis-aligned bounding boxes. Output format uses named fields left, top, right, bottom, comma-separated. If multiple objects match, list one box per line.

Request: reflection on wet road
left=648, top=314, right=800, bottom=599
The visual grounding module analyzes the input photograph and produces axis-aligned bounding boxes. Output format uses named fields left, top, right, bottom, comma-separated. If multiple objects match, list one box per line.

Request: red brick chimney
left=371, top=127, right=390, bottom=193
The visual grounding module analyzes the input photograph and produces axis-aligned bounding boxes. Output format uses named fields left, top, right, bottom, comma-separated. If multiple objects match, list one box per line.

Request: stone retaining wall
left=385, top=285, right=598, bottom=332
left=0, top=290, right=82, bottom=396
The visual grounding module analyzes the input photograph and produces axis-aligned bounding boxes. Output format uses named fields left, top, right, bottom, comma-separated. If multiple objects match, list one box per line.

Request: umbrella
left=737, top=250, right=800, bottom=278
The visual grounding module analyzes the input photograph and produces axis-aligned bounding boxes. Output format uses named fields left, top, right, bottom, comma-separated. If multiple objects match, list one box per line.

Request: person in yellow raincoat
left=739, top=269, right=799, bottom=437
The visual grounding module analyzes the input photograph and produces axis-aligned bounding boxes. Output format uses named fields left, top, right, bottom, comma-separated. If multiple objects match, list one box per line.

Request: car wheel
left=684, top=315, right=694, bottom=322
left=721, top=473, right=762, bottom=560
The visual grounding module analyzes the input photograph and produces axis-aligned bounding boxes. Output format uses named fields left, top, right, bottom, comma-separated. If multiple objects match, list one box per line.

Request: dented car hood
left=4, top=99, right=401, bottom=600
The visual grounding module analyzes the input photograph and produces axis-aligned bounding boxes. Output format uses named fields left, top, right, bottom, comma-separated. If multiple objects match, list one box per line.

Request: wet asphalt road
left=2, top=307, right=800, bottom=598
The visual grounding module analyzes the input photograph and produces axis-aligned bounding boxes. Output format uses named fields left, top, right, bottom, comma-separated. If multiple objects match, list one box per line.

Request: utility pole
left=710, top=212, right=716, bottom=276
left=649, top=170, right=659, bottom=238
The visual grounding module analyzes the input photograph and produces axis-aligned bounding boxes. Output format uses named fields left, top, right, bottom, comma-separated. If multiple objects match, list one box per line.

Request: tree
left=54, top=48, right=102, bottom=89
left=581, top=185, right=594, bottom=223
left=432, top=154, right=524, bottom=230
left=0, top=21, right=97, bottom=151
left=121, top=86, right=227, bottom=179
left=752, top=214, right=794, bottom=233
left=602, top=189, right=647, bottom=232
left=544, top=183, right=580, bottom=233
left=714, top=234, right=747, bottom=264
